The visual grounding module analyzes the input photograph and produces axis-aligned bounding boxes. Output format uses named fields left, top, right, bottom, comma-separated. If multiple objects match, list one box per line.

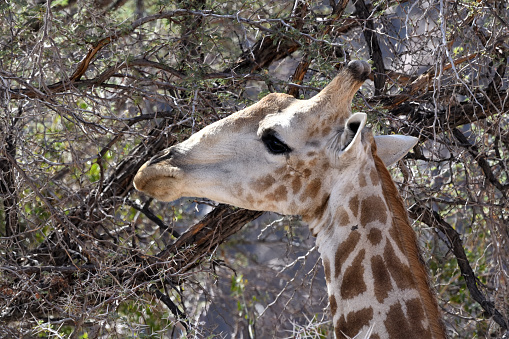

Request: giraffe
left=133, top=60, right=446, bottom=338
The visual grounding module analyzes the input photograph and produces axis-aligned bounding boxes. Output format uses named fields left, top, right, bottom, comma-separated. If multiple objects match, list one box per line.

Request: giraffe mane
left=370, top=139, right=446, bottom=337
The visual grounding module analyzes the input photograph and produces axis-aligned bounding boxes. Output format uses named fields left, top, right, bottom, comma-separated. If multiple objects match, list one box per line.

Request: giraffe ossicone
left=134, top=60, right=446, bottom=338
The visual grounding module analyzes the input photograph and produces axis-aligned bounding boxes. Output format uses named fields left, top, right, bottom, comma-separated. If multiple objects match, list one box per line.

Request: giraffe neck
left=308, top=153, right=445, bottom=339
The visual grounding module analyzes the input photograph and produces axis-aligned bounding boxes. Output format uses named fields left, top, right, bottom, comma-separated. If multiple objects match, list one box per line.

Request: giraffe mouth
left=133, top=162, right=183, bottom=201
left=147, top=148, right=174, bottom=166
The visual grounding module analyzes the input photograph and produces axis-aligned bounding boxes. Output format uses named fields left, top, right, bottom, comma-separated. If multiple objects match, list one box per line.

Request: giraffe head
left=133, top=61, right=417, bottom=220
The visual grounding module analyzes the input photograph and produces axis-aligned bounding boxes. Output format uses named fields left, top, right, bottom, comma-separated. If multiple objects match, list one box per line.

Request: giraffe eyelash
left=261, top=130, right=292, bottom=155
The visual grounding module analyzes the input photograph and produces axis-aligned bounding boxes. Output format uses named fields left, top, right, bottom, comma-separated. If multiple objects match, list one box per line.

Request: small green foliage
left=453, top=46, right=464, bottom=55
left=88, top=163, right=101, bottom=182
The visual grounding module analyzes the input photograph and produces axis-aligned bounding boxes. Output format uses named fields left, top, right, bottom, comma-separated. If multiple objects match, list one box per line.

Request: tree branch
left=0, top=111, right=19, bottom=237
left=155, top=205, right=264, bottom=272
left=381, top=53, right=478, bottom=109
left=452, top=128, right=508, bottom=194
left=151, top=287, right=188, bottom=331
left=288, top=53, right=311, bottom=98
left=354, top=0, right=385, bottom=95
left=409, top=204, right=508, bottom=331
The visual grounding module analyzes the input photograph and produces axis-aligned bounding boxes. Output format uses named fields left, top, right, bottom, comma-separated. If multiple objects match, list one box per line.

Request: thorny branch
left=409, top=204, right=509, bottom=331
left=5, top=9, right=354, bottom=100
left=1, top=0, right=508, bottom=337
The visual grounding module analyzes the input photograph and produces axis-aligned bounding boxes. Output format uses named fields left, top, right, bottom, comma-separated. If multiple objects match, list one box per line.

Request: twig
left=151, top=287, right=189, bottom=331
left=126, top=199, right=181, bottom=238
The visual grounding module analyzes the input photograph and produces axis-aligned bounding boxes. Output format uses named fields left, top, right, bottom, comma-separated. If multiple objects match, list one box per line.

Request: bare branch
left=409, top=204, right=508, bottom=331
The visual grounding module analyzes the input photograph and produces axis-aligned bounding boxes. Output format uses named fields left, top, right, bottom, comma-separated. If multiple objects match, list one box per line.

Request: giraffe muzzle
left=346, top=60, right=371, bottom=82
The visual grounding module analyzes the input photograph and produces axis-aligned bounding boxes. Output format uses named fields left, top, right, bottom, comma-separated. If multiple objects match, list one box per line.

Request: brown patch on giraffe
left=329, top=294, right=337, bottom=316
left=308, top=126, right=319, bottom=138
left=291, top=176, right=302, bottom=194
left=385, top=300, right=432, bottom=338
left=406, top=298, right=433, bottom=336
left=348, top=196, right=359, bottom=217
left=383, top=241, right=413, bottom=290
left=274, top=185, right=287, bottom=200
left=233, top=183, right=244, bottom=197
left=388, top=222, right=405, bottom=254
left=358, top=172, right=367, bottom=187
left=306, top=151, right=317, bottom=157
left=251, top=175, right=275, bottom=192
left=369, top=166, right=379, bottom=186
left=274, top=166, right=287, bottom=176
left=367, top=227, right=383, bottom=245
left=336, top=206, right=350, bottom=225
left=302, top=168, right=312, bottom=178
left=307, top=158, right=318, bottom=167
left=301, top=178, right=321, bottom=201
left=321, top=161, right=330, bottom=171
left=359, top=195, right=387, bottom=227
left=370, top=335, right=380, bottom=339
left=312, top=193, right=330, bottom=219
left=334, top=231, right=361, bottom=278
left=282, top=173, right=292, bottom=181
left=371, top=255, right=393, bottom=303
left=323, top=257, right=331, bottom=284
left=340, top=249, right=366, bottom=299
left=246, top=194, right=254, bottom=204
left=385, top=303, right=411, bottom=338
left=321, top=126, right=332, bottom=137
left=335, top=307, right=373, bottom=339
left=267, top=185, right=287, bottom=201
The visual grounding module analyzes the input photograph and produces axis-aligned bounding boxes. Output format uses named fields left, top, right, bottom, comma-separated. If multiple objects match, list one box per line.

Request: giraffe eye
left=262, top=132, right=292, bottom=154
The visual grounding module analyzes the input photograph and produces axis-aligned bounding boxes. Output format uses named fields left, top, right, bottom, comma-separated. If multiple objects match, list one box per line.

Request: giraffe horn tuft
left=311, top=60, right=371, bottom=121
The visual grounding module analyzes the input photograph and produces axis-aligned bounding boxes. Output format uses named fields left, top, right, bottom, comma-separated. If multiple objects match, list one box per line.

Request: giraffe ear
left=328, top=113, right=367, bottom=160
left=341, top=112, right=367, bottom=153
left=374, top=135, right=418, bottom=167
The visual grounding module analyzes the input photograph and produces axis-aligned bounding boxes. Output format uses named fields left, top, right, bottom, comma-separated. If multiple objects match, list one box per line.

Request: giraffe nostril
left=148, top=147, right=175, bottom=166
